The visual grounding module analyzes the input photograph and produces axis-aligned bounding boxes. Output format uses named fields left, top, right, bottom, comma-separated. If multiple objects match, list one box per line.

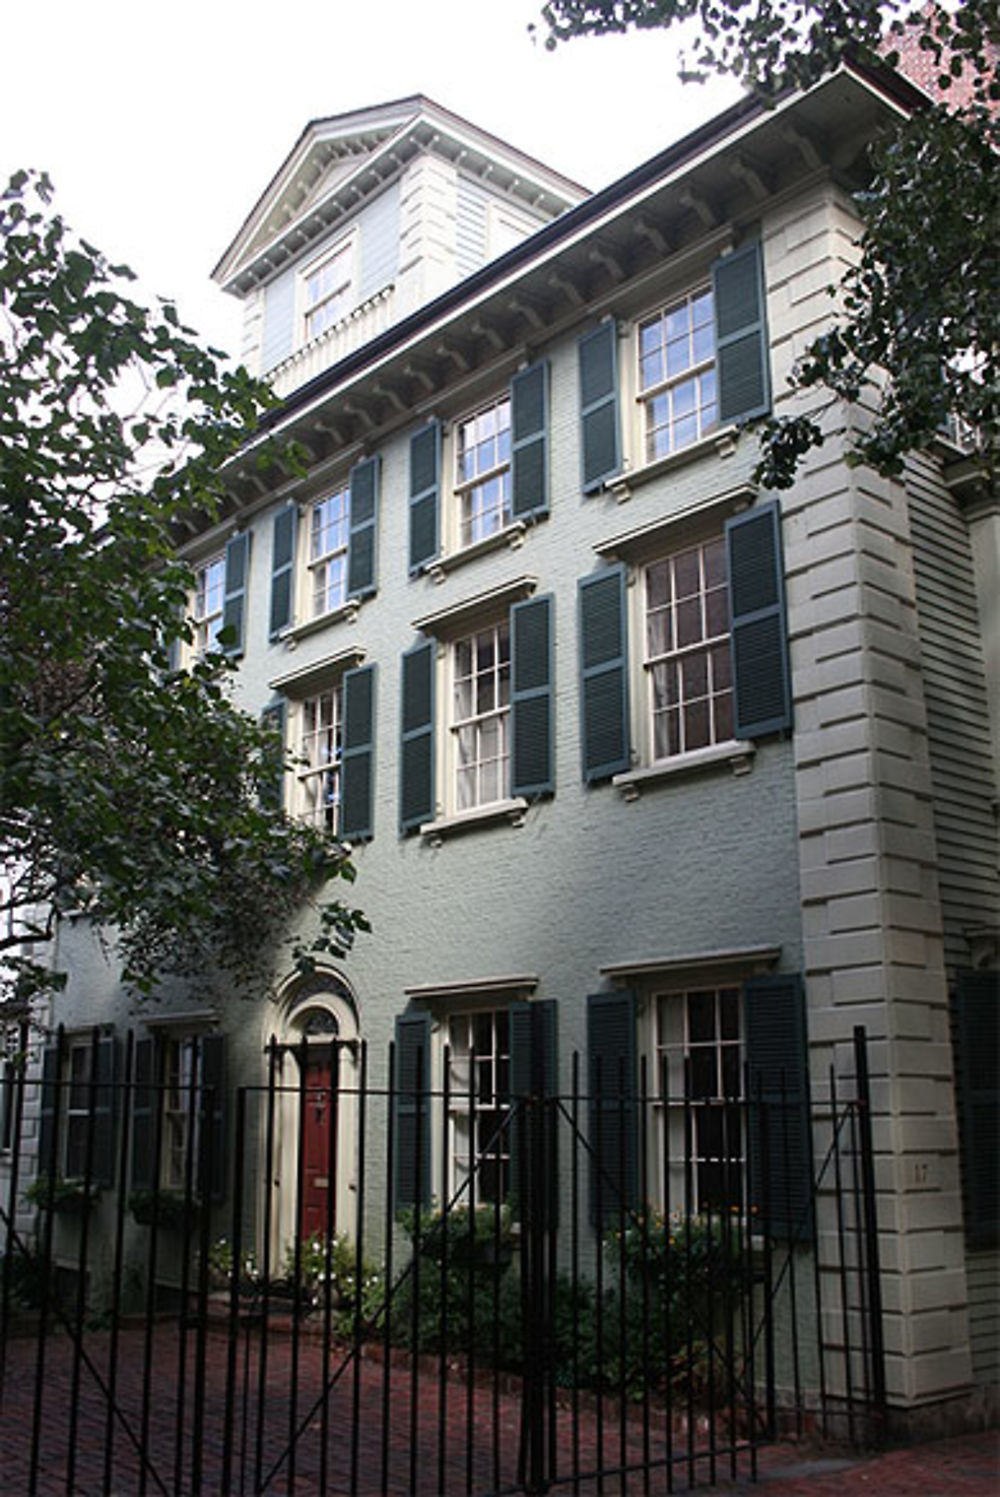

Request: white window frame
left=308, top=484, right=350, bottom=619
left=63, top=1038, right=94, bottom=1180
left=446, top=1006, right=512, bottom=1207
left=654, top=986, right=744, bottom=1215
left=452, top=393, right=513, bottom=551
left=192, top=553, right=226, bottom=658
left=636, top=286, right=717, bottom=464
left=300, top=234, right=356, bottom=345
left=450, top=619, right=511, bottom=814
left=293, top=683, right=344, bottom=835
left=641, top=534, right=734, bottom=764
left=161, top=1034, right=202, bottom=1193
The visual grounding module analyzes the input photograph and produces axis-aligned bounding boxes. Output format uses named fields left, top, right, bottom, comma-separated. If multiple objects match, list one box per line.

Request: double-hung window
left=578, top=240, right=771, bottom=493
left=455, top=396, right=512, bottom=548
left=193, top=555, right=226, bottom=657
left=183, top=534, right=250, bottom=664
left=298, top=684, right=343, bottom=833
left=579, top=501, right=791, bottom=784
left=400, top=588, right=554, bottom=835
left=131, top=1031, right=227, bottom=1203
left=638, top=288, right=717, bottom=461
left=309, top=486, right=350, bottom=618
left=268, top=457, right=380, bottom=639
left=452, top=622, right=511, bottom=812
left=162, top=1035, right=201, bottom=1192
left=644, top=538, right=733, bottom=760
left=266, top=654, right=376, bottom=842
left=448, top=1008, right=512, bottom=1205
left=37, top=1030, right=118, bottom=1189
left=407, top=363, right=549, bottom=575
left=393, top=997, right=556, bottom=1215
left=302, top=239, right=353, bottom=343
left=657, top=988, right=744, bottom=1213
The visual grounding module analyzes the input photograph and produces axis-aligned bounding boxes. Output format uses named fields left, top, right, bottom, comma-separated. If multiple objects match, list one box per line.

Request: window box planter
left=128, top=1189, right=202, bottom=1232
left=24, top=1175, right=99, bottom=1217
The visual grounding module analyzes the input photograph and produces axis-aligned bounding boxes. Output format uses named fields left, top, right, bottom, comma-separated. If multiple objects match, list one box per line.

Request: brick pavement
left=0, top=1322, right=995, bottom=1494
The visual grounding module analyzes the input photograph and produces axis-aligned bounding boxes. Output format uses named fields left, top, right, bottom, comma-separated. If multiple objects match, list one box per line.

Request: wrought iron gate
left=0, top=1025, right=885, bottom=1493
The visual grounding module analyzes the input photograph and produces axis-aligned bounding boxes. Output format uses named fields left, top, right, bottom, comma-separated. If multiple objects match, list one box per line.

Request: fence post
left=852, top=1026, right=887, bottom=1442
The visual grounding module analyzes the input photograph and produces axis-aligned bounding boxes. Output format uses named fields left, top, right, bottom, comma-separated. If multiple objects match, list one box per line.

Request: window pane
left=688, top=992, right=715, bottom=1042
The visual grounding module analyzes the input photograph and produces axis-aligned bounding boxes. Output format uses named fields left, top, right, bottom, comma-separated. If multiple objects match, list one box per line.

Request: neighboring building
left=21, top=75, right=998, bottom=1435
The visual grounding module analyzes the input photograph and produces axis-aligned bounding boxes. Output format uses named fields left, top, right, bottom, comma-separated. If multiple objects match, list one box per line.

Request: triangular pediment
left=213, top=95, right=587, bottom=295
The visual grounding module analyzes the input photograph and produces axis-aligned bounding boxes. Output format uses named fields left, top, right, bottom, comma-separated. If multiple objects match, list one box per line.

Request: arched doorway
left=272, top=975, right=360, bottom=1254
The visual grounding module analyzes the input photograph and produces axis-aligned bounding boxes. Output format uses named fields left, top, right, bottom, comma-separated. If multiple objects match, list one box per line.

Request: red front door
left=300, top=1056, right=333, bottom=1240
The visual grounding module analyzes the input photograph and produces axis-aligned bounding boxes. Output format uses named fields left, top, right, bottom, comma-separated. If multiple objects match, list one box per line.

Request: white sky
left=1, top=0, right=738, bottom=359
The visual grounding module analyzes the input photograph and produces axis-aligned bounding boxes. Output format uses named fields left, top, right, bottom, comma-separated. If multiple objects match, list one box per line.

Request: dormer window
left=302, top=236, right=355, bottom=343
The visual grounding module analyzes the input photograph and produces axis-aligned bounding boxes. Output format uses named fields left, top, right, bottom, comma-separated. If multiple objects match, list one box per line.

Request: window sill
left=280, top=597, right=364, bottom=644
left=420, top=798, right=528, bottom=845
left=426, top=522, right=529, bottom=583
left=614, top=740, right=754, bottom=798
left=606, top=426, right=739, bottom=503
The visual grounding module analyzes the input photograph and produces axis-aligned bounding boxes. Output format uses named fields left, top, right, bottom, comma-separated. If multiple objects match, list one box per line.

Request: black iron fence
left=0, top=1025, right=885, bottom=1494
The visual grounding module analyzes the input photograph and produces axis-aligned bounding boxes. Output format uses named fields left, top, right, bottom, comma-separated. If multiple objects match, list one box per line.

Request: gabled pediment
left=213, top=94, right=587, bottom=296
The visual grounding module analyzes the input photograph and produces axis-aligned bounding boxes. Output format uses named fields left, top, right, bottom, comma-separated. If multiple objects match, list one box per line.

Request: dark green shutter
left=578, top=567, right=630, bottom=781
left=588, top=991, right=637, bottom=1226
left=510, top=1000, right=559, bottom=1226
left=341, top=663, right=376, bottom=842
left=394, top=1012, right=431, bottom=1212
left=951, top=970, right=1000, bottom=1248
left=38, top=1042, right=60, bottom=1179
left=409, top=422, right=440, bottom=574
left=726, top=501, right=792, bottom=739
left=745, top=973, right=813, bottom=1241
left=511, top=594, right=554, bottom=798
left=348, top=455, right=379, bottom=599
left=130, top=1037, right=156, bottom=1190
left=199, top=1034, right=226, bottom=1204
left=222, top=532, right=250, bottom=658
left=511, top=362, right=549, bottom=520
left=579, top=322, right=621, bottom=493
left=269, top=505, right=298, bottom=638
left=713, top=240, right=770, bottom=425
left=261, top=699, right=287, bottom=812
left=92, top=1036, right=118, bottom=1189
left=400, top=640, right=434, bottom=834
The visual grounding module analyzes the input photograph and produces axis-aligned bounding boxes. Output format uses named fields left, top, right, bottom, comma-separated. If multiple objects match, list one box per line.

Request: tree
left=0, top=171, right=367, bottom=1009
left=540, top=1, right=999, bottom=487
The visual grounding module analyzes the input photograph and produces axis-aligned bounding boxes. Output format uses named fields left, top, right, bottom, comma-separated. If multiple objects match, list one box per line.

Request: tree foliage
left=541, top=1, right=999, bottom=486
left=0, top=171, right=367, bottom=1008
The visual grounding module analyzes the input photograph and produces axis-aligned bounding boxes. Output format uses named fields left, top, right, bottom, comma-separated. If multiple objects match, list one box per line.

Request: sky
left=1, top=0, right=738, bottom=360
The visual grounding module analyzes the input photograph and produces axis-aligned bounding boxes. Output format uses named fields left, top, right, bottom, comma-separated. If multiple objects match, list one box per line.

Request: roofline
left=245, top=59, right=923, bottom=443
left=211, top=93, right=588, bottom=286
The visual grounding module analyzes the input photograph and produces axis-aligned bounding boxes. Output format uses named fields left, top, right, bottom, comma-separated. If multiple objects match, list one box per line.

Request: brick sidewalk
left=0, top=1320, right=996, bottom=1493
left=739, top=1428, right=1000, bottom=1496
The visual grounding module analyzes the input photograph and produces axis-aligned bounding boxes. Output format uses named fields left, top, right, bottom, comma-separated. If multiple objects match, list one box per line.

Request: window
left=657, top=988, right=743, bottom=1213
left=644, top=538, right=733, bottom=760
left=455, top=396, right=512, bottom=547
left=132, top=1032, right=226, bottom=1203
left=183, top=534, right=250, bottom=664
left=302, top=239, right=353, bottom=343
left=407, top=363, right=549, bottom=575
left=309, top=485, right=350, bottom=617
left=587, top=975, right=812, bottom=1237
left=393, top=998, right=556, bottom=1214
left=400, top=590, right=553, bottom=834
left=638, top=288, right=717, bottom=461
left=577, top=240, right=771, bottom=493
left=448, top=1009, right=511, bottom=1204
left=267, top=659, right=376, bottom=842
left=452, top=622, right=511, bottom=812
left=38, top=1032, right=117, bottom=1187
left=193, top=555, right=225, bottom=657
left=162, top=1036, right=201, bottom=1191
left=297, top=684, right=343, bottom=833
left=579, top=501, right=791, bottom=784
left=268, top=456, right=379, bottom=639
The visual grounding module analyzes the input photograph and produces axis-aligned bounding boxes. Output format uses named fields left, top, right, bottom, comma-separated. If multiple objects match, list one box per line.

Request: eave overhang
left=220, top=63, right=922, bottom=504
